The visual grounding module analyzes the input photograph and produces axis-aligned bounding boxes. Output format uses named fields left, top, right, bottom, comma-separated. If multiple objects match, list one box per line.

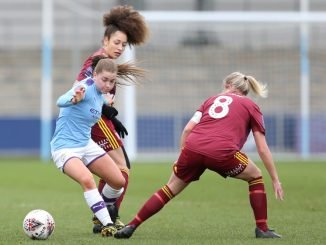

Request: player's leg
left=89, top=153, right=125, bottom=232
left=97, top=148, right=128, bottom=191
left=94, top=118, right=130, bottom=224
left=89, top=152, right=125, bottom=208
left=233, top=153, right=281, bottom=238
left=106, top=146, right=129, bottom=229
left=91, top=117, right=128, bottom=230
left=115, top=148, right=203, bottom=239
left=89, top=153, right=125, bottom=189
left=107, top=147, right=129, bottom=206
left=132, top=172, right=188, bottom=226
left=114, top=172, right=188, bottom=239
left=81, top=139, right=124, bottom=235
left=62, top=157, right=116, bottom=236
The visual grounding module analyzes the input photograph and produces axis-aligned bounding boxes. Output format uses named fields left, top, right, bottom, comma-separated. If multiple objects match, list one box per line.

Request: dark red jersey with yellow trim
left=91, top=116, right=122, bottom=151
left=185, top=92, right=265, bottom=160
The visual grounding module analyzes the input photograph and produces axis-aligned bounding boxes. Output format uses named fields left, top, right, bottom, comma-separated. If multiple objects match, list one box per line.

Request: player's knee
left=116, top=176, right=125, bottom=189
left=80, top=175, right=96, bottom=190
left=249, top=166, right=262, bottom=180
left=115, top=157, right=128, bottom=169
left=108, top=175, right=125, bottom=189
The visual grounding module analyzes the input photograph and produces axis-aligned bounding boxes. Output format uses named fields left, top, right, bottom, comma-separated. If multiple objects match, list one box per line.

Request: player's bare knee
left=248, top=166, right=262, bottom=180
left=255, top=167, right=262, bottom=178
left=106, top=176, right=125, bottom=189
left=116, top=176, right=125, bottom=189
left=80, top=175, right=96, bottom=190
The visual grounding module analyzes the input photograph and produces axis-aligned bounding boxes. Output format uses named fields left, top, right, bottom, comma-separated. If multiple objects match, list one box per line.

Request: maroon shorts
left=173, top=148, right=249, bottom=183
left=91, top=116, right=123, bottom=152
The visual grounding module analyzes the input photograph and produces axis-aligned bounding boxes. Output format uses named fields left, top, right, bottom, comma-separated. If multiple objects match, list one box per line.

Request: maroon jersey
left=76, top=48, right=116, bottom=95
left=185, top=92, right=265, bottom=161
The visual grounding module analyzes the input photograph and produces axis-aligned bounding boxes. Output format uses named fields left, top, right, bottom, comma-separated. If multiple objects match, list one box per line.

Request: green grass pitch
left=0, top=158, right=325, bottom=244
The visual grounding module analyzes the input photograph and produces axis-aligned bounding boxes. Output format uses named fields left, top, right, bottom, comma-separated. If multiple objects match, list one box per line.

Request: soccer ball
left=23, top=209, right=55, bottom=240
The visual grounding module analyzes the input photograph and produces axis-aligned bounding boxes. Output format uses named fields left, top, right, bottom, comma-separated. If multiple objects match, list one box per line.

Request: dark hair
left=91, top=55, right=107, bottom=71
left=103, top=5, right=149, bottom=46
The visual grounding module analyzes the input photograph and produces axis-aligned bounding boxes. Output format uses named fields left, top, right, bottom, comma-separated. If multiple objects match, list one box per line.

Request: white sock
left=101, top=184, right=124, bottom=205
left=84, top=189, right=112, bottom=225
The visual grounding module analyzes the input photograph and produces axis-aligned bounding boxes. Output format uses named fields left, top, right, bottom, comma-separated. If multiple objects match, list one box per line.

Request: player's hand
left=102, top=105, right=118, bottom=120
left=102, top=93, right=115, bottom=106
left=111, top=117, right=128, bottom=138
left=72, top=86, right=85, bottom=104
left=272, top=180, right=284, bottom=200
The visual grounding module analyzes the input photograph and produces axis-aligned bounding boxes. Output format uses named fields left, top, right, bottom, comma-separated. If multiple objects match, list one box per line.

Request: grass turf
left=0, top=158, right=325, bottom=244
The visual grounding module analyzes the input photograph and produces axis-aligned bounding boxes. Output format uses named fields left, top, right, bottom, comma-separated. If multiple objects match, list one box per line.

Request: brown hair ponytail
left=93, top=57, right=146, bottom=86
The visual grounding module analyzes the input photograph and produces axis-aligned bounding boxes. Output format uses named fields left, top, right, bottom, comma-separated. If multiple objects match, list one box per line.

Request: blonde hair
left=94, top=58, right=146, bottom=85
left=223, top=72, right=268, bottom=98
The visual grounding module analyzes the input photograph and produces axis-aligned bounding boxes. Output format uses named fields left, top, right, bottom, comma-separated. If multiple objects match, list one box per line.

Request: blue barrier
left=0, top=114, right=321, bottom=153
left=0, top=118, right=41, bottom=149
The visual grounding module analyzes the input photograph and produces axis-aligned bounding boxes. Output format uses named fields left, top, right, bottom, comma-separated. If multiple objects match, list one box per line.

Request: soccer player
left=114, top=71, right=284, bottom=239
left=76, top=5, right=149, bottom=232
left=51, top=58, right=144, bottom=236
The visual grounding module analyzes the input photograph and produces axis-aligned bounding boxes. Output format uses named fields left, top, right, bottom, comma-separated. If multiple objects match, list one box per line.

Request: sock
left=129, top=185, right=175, bottom=228
left=84, top=189, right=112, bottom=226
left=248, top=176, right=268, bottom=231
left=102, top=184, right=124, bottom=206
left=115, top=169, right=129, bottom=210
left=98, top=178, right=106, bottom=193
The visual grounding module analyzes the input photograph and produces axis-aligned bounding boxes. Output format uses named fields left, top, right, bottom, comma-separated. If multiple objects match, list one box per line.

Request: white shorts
left=51, top=140, right=106, bottom=172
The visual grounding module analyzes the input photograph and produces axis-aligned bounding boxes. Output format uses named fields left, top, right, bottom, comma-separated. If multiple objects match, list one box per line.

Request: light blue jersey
left=51, top=78, right=108, bottom=151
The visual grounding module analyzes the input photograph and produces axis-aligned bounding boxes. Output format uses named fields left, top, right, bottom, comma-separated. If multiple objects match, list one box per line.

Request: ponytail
left=246, top=75, right=268, bottom=98
left=93, top=56, right=146, bottom=85
left=223, top=72, right=268, bottom=98
left=117, top=62, right=147, bottom=85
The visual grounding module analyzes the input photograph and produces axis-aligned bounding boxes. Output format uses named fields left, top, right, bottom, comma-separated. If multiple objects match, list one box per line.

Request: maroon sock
left=129, top=185, right=174, bottom=228
left=115, top=169, right=129, bottom=210
left=248, top=176, right=268, bottom=231
left=98, top=179, right=106, bottom=193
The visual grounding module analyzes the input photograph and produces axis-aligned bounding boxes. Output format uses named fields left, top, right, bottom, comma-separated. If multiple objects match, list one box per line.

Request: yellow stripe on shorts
left=97, top=118, right=119, bottom=149
left=235, top=152, right=249, bottom=165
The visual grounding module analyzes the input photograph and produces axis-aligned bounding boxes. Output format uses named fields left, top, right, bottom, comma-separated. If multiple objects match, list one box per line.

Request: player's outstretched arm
left=253, top=131, right=284, bottom=200
left=56, top=85, right=86, bottom=107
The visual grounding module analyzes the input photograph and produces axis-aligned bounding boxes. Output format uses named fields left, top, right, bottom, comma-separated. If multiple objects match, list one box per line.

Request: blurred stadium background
left=0, top=0, right=325, bottom=161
